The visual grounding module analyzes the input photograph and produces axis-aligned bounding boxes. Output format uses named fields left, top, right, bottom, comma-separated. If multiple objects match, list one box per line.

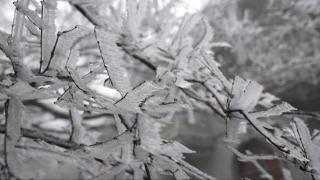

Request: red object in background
left=237, top=139, right=284, bottom=179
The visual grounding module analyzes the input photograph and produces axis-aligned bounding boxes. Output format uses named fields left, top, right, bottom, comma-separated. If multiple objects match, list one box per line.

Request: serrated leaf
left=292, top=118, right=320, bottom=173
left=135, top=147, right=214, bottom=180
left=95, top=28, right=131, bottom=96
left=199, top=50, right=231, bottom=90
left=66, top=49, right=92, bottom=93
left=40, top=0, right=57, bottom=73
left=5, top=96, right=24, bottom=177
left=252, top=102, right=296, bottom=118
left=138, top=116, right=162, bottom=150
left=243, top=113, right=309, bottom=167
left=48, top=25, right=92, bottom=75
left=229, top=76, right=263, bottom=111
left=194, top=18, right=213, bottom=50
left=115, top=81, right=161, bottom=112
left=85, top=132, right=133, bottom=161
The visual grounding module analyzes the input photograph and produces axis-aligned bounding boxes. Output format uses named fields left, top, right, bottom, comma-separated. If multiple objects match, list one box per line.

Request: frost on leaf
left=138, top=115, right=194, bottom=159
left=135, top=147, right=214, bottom=180
left=115, top=81, right=161, bottom=112
left=14, top=1, right=42, bottom=29
left=194, top=18, right=213, bottom=50
left=95, top=28, right=131, bottom=96
left=243, top=113, right=310, bottom=167
left=5, top=96, right=24, bottom=177
left=56, top=85, right=85, bottom=110
left=137, top=116, right=211, bottom=179
left=138, top=116, right=162, bottom=151
left=200, top=50, right=231, bottom=90
left=66, top=49, right=92, bottom=93
left=41, top=0, right=57, bottom=73
left=226, top=77, right=263, bottom=143
left=292, top=118, right=320, bottom=174
left=251, top=102, right=296, bottom=118
left=84, top=131, right=134, bottom=161
left=48, top=26, right=92, bottom=75
left=229, top=76, right=263, bottom=111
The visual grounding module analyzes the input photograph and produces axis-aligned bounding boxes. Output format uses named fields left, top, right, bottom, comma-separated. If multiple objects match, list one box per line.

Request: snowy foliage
left=0, top=0, right=319, bottom=179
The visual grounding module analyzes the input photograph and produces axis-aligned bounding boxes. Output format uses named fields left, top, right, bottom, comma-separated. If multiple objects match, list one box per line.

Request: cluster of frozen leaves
left=0, top=0, right=319, bottom=179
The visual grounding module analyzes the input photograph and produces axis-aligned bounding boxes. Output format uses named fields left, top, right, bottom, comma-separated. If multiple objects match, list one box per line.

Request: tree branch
left=0, top=124, right=80, bottom=150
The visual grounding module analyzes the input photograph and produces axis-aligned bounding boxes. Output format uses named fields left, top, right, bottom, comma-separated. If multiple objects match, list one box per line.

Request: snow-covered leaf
left=258, top=92, right=280, bottom=107
left=194, top=18, right=213, bottom=50
left=48, top=25, right=92, bottom=75
left=292, top=118, right=320, bottom=173
left=115, top=81, right=161, bottom=112
left=5, top=96, right=24, bottom=177
left=138, top=116, right=162, bottom=151
left=243, top=113, right=310, bottom=167
left=229, top=76, right=263, bottom=111
left=135, top=147, right=214, bottom=180
left=199, top=50, right=231, bottom=90
left=14, top=1, right=42, bottom=28
left=41, top=0, right=57, bottom=73
left=66, top=49, right=92, bottom=93
left=251, top=102, right=296, bottom=118
left=85, top=132, right=134, bottom=161
left=95, top=28, right=131, bottom=96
